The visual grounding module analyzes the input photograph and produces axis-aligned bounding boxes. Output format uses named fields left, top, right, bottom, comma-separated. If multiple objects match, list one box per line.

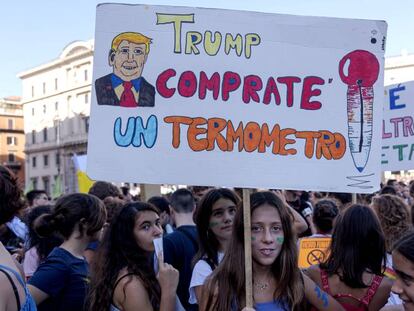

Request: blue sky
left=1, top=0, right=412, bottom=98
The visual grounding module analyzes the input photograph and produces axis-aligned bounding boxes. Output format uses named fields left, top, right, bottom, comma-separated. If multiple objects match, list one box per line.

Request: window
left=55, top=101, right=58, bottom=111
left=7, top=136, right=17, bottom=145
left=32, top=156, right=37, bottom=168
left=66, top=68, right=71, bottom=81
left=68, top=118, right=74, bottom=134
left=84, top=93, right=89, bottom=104
left=8, top=153, right=15, bottom=163
left=43, top=82, right=46, bottom=94
left=67, top=95, right=72, bottom=107
left=32, top=130, right=36, bottom=144
left=83, top=117, right=89, bottom=133
left=54, top=175, right=60, bottom=190
left=32, top=178, right=38, bottom=190
left=43, top=177, right=50, bottom=194
left=32, top=86, right=35, bottom=97
left=8, top=119, right=14, bottom=130
left=43, top=128, right=48, bottom=142
left=32, top=107, right=35, bottom=116
left=84, top=69, right=88, bottom=81
left=43, top=154, right=49, bottom=166
left=55, top=78, right=58, bottom=90
left=55, top=153, right=60, bottom=166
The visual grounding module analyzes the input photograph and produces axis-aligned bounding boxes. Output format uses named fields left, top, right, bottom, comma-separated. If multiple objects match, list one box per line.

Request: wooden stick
left=243, top=188, right=253, bottom=308
left=352, top=193, right=357, bottom=204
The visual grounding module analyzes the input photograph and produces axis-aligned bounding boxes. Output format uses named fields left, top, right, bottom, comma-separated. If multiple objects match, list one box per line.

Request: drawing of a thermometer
left=339, top=50, right=380, bottom=173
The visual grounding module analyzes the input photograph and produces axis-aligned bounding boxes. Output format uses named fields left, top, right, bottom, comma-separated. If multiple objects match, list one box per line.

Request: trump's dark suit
left=95, top=74, right=155, bottom=107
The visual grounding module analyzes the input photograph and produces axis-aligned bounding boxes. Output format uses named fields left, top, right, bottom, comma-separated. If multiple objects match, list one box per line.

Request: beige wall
left=0, top=112, right=25, bottom=183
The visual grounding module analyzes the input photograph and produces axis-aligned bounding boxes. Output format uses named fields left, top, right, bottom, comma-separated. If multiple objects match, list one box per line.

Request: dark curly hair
left=0, top=166, right=25, bottom=225
left=313, top=199, right=339, bottom=234
left=371, top=194, right=411, bottom=252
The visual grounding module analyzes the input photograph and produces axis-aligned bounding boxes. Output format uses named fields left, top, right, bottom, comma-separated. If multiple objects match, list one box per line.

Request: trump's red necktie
left=120, top=81, right=138, bottom=107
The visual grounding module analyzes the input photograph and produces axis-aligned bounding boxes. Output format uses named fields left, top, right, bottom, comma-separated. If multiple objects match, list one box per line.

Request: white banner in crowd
left=87, top=4, right=387, bottom=193
left=382, top=81, right=414, bottom=171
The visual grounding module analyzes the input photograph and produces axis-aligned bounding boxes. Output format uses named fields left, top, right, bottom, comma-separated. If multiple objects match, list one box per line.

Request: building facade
left=18, top=41, right=93, bottom=194
left=384, top=51, right=414, bottom=86
left=0, top=96, right=25, bottom=184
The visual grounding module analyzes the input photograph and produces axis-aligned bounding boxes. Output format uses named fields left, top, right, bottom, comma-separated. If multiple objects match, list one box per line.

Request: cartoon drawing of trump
left=95, top=32, right=155, bottom=107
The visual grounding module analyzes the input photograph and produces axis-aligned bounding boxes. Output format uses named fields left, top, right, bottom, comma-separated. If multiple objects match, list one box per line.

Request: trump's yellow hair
left=111, top=32, right=152, bottom=54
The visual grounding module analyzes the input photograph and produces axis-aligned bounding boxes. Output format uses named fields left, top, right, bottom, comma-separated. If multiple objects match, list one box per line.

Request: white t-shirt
left=7, top=216, right=28, bottom=241
left=188, top=252, right=224, bottom=305
left=385, top=253, right=403, bottom=306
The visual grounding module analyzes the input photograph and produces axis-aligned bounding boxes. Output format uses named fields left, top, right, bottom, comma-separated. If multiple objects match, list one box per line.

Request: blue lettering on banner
left=389, top=84, right=406, bottom=110
left=113, top=115, right=158, bottom=148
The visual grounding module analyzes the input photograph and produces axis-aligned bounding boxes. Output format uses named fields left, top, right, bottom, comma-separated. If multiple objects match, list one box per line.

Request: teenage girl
left=202, top=191, right=345, bottom=311
left=28, top=193, right=106, bottom=311
left=87, top=202, right=179, bottom=311
left=189, top=188, right=241, bottom=307
left=307, top=204, right=393, bottom=311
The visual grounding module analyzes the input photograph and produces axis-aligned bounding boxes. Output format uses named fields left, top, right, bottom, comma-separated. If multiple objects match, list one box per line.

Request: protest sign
left=298, top=237, right=331, bottom=269
left=87, top=4, right=387, bottom=193
left=382, top=81, right=414, bottom=171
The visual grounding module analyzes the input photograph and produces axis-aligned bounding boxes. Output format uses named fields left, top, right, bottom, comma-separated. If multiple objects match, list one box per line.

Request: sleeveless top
left=316, top=269, right=383, bottom=311
left=255, top=300, right=289, bottom=311
left=0, top=264, right=37, bottom=311
left=109, top=304, right=121, bottom=311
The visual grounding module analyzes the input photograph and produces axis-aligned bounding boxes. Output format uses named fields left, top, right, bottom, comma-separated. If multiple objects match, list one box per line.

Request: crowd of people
left=1, top=165, right=414, bottom=311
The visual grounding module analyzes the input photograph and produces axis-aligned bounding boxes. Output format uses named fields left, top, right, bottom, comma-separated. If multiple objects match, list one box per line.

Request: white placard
left=382, top=81, right=414, bottom=171
left=153, top=237, right=163, bottom=257
left=87, top=3, right=388, bottom=193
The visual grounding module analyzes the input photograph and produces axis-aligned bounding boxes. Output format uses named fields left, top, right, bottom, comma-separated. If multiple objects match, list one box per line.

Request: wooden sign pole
left=242, top=188, right=253, bottom=308
left=352, top=193, right=357, bottom=204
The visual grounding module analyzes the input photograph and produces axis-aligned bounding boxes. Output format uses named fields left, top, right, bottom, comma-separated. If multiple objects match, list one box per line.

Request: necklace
left=254, top=281, right=269, bottom=291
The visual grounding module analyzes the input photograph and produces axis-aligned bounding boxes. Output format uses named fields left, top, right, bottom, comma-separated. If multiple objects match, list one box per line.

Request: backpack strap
left=0, top=267, right=21, bottom=310
left=360, top=275, right=383, bottom=306
left=320, top=269, right=331, bottom=294
left=111, top=273, right=137, bottom=305
left=201, top=257, right=216, bottom=271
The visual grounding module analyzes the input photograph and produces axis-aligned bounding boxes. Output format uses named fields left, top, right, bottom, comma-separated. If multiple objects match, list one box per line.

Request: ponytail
left=34, top=193, right=106, bottom=240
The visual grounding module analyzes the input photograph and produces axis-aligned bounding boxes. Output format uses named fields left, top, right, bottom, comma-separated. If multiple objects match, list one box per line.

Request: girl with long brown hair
left=201, top=191, right=345, bottom=311
left=307, top=204, right=393, bottom=311
left=189, top=188, right=240, bottom=308
left=87, top=201, right=179, bottom=311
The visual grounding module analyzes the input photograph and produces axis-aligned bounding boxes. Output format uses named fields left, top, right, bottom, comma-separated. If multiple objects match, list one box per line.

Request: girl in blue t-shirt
left=202, top=191, right=345, bottom=311
left=28, top=193, right=107, bottom=311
